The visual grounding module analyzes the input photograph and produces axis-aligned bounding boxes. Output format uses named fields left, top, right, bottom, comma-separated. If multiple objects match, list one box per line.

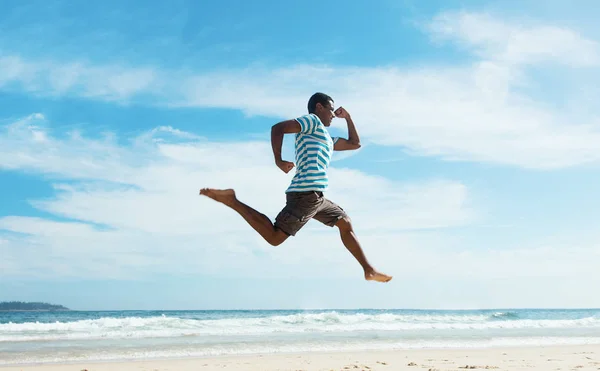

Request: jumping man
left=199, top=92, right=392, bottom=283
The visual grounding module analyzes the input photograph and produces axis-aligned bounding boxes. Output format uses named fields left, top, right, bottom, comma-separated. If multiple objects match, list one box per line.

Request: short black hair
left=307, top=92, right=333, bottom=114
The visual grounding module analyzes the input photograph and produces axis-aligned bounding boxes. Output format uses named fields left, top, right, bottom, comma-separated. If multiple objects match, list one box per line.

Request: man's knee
left=268, top=228, right=290, bottom=246
left=335, top=216, right=353, bottom=232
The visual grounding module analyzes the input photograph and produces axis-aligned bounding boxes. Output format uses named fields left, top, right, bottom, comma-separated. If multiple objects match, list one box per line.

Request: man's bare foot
left=199, top=188, right=237, bottom=207
left=365, top=270, right=393, bottom=283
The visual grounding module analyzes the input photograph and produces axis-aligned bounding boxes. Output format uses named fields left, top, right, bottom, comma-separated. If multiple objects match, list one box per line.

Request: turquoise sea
left=1, top=308, right=600, bottom=365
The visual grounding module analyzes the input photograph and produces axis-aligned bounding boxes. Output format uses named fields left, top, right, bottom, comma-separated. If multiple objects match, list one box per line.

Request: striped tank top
left=286, top=114, right=339, bottom=193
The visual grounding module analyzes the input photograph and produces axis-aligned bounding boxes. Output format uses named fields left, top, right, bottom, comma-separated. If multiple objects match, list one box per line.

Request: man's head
left=308, top=92, right=335, bottom=126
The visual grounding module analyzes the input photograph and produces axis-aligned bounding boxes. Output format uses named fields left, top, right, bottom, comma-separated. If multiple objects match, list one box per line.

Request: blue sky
left=1, top=0, right=600, bottom=310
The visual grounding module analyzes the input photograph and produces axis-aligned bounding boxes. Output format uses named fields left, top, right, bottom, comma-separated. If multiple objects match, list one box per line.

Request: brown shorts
left=274, top=191, right=348, bottom=236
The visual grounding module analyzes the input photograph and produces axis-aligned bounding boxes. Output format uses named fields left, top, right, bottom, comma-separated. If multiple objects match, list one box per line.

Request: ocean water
left=1, top=308, right=600, bottom=365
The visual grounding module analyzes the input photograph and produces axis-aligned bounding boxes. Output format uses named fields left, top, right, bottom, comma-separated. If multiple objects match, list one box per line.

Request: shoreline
left=2, top=344, right=600, bottom=370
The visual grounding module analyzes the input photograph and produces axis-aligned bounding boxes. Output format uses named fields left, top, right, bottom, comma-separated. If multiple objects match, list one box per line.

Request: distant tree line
left=0, top=301, right=69, bottom=311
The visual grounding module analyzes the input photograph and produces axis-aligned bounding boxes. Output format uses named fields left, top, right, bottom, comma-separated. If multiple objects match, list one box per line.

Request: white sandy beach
left=2, top=345, right=600, bottom=371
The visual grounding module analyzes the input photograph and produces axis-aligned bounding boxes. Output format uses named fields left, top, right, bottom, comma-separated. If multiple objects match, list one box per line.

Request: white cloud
left=0, top=114, right=473, bottom=280
left=4, top=114, right=597, bottom=293
left=427, top=11, right=600, bottom=67
left=0, top=55, right=159, bottom=102
left=1, top=12, right=600, bottom=170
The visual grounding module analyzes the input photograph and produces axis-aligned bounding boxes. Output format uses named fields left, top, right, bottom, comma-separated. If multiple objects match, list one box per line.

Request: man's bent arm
left=346, top=115, right=360, bottom=146
left=271, top=120, right=301, bottom=162
left=334, top=116, right=361, bottom=151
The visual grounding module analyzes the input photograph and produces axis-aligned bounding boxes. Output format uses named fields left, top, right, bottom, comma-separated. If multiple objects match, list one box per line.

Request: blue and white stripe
left=286, top=114, right=338, bottom=193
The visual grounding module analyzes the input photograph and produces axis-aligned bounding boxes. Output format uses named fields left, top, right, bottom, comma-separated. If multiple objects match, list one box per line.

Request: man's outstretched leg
left=336, top=217, right=393, bottom=283
left=199, top=188, right=289, bottom=246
